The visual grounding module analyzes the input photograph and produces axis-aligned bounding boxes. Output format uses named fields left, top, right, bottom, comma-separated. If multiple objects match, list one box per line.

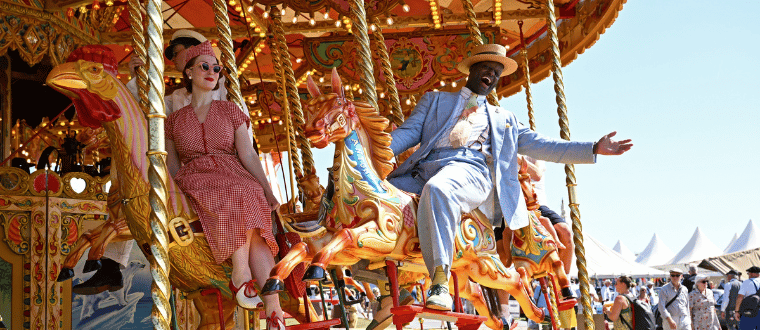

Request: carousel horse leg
left=303, top=222, right=379, bottom=281
left=58, top=229, right=100, bottom=281
left=455, top=270, right=503, bottom=330
left=463, top=258, right=544, bottom=323
left=85, top=216, right=130, bottom=267
left=262, top=241, right=310, bottom=294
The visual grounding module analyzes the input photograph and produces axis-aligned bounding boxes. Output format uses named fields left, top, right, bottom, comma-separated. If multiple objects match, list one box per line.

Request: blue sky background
left=299, top=0, right=760, bottom=256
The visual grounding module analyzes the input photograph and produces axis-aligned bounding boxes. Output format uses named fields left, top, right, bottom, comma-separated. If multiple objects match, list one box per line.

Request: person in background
left=735, top=266, right=760, bottom=330
left=689, top=274, right=721, bottom=330
left=638, top=287, right=650, bottom=305
left=603, top=275, right=634, bottom=330
left=659, top=268, right=690, bottom=330
left=683, top=263, right=698, bottom=292
left=647, top=281, right=659, bottom=306
left=722, top=270, right=742, bottom=330
left=603, top=279, right=618, bottom=302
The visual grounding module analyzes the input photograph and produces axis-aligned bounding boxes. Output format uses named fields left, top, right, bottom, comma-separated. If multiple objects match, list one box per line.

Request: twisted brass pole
left=271, top=9, right=314, bottom=177
left=144, top=0, right=170, bottom=325
left=350, top=0, right=379, bottom=111
left=372, top=17, right=403, bottom=127
left=212, top=0, right=244, bottom=110
left=268, top=10, right=299, bottom=201
left=128, top=0, right=148, bottom=115
left=462, top=0, right=498, bottom=106
left=545, top=1, right=592, bottom=329
left=518, top=20, right=536, bottom=131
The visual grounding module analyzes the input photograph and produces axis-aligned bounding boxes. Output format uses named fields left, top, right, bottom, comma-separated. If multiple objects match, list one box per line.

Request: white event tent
left=666, top=227, right=722, bottom=265
left=725, top=233, right=739, bottom=253
left=569, top=235, right=666, bottom=279
left=635, top=233, right=675, bottom=266
left=724, top=219, right=760, bottom=254
left=613, top=240, right=636, bottom=261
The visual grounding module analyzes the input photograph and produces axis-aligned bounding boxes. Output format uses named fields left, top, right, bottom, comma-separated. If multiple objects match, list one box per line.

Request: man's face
left=670, top=273, right=682, bottom=285
left=171, top=44, right=187, bottom=70
left=465, top=61, right=504, bottom=95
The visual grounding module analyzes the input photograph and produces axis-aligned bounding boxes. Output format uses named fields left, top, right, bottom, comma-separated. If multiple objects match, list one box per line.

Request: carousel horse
left=46, top=58, right=315, bottom=329
left=57, top=167, right=132, bottom=282
left=262, top=68, right=546, bottom=328
left=279, top=165, right=324, bottom=215
left=512, top=157, right=576, bottom=311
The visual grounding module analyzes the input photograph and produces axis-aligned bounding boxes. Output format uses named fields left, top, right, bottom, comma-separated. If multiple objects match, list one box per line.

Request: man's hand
left=595, top=131, right=633, bottom=155
left=128, top=55, right=145, bottom=78
left=721, top=311, right=725, bottom=319
left=667, top=317, right=677, bottom=330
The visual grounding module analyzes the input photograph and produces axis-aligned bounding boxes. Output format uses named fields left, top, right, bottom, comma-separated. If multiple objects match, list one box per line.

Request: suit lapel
left=436, top=92, right=459, bottom=128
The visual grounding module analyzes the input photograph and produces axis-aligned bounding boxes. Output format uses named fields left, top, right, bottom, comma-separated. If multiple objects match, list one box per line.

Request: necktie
left=449, top=94, right=479, bottom=148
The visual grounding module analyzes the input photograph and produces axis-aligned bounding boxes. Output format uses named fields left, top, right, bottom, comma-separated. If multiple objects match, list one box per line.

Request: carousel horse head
left=303, top=68, right=360, bottom=149
left=46, top=45, right=123, bottom=128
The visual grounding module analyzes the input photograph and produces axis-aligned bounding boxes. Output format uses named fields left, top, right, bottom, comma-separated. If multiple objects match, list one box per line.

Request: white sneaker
left=425, top=284, right=452, bottom=311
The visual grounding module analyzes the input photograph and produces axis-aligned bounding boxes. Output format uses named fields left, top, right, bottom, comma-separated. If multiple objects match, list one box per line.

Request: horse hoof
left=57, top=268, right=75, bottom=282
left=302, top=265, right=326, bottom=280
left=261, top=279, right=285, bottom=295
left=83, top=259, right=102, bottom=273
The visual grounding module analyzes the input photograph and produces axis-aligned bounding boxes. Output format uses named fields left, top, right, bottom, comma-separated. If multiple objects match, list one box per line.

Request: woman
left=165, top=41, right=284, bottom=330
left=603, top=275, right=634, bottom=330
left=689, top=274, right=721, bottom=330
left=637, top=287, right=650, bottom=304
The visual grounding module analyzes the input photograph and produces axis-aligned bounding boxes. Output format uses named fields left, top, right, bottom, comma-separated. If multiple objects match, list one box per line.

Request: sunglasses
left=670, top=274, right=681, bottom=277
left=195, top=62, right=223, bottom=74
left=699, top=280, right=709, bottom=284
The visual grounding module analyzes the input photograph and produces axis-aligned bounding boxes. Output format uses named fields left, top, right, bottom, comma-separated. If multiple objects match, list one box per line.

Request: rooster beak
left=46, top=62, right=86, bottom=91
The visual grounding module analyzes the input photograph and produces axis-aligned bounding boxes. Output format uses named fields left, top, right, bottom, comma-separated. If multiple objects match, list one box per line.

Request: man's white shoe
left=425, top=284, right=453, bottom=311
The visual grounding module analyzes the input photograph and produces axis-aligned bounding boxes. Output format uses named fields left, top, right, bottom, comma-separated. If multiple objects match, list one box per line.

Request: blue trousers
left=740, top=314, right=760, bottom=330
left=388, top=148, right=492, bottom=276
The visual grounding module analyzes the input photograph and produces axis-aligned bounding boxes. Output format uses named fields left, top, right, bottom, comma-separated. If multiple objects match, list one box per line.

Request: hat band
left=474, top=51, right=505, bottom=56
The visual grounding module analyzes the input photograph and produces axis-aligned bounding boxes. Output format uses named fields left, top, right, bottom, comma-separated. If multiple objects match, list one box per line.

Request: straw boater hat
left=457, top=44, right=518, bottom=77
left=174, top=41, right=217, bottom=73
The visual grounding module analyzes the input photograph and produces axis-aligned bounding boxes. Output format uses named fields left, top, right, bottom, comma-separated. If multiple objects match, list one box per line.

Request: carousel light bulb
left=258, top=111, right=262, bottom=116
left=402, top=3, right=410, bottom=12
left=440, top=81, right=446, bottom=86
left=370, top=24, right=377, bottom=31
left=344, top=85, right=350, bottom=91
left=175, top=78, right=181, bottom=83
left=406, top=99, right=412, bottom=105
left=259, top=32, right=266, bottom=38
left=105, top=0, right=113, bottom=6
left=292, top=16, right=298, bottom=24
left=452, top=81, right=457, bottom=87
left=379, top=92, right=385, bottom=98
left=281, top=8, right=286, bottom=16
left=228, top=0, right=235, bottom=6
left=335, top=20, right=341, bottom=27
left=296, top=58, right=303, bottom=63
left=247, top=5, right=253, bottom=12
left=278, top=120, right=283, bottom=125
left=319, top=77, right=325, bottom=83
left=435, top=23, right=441, bottom=29
left=267, top=118, right=272, bottom=123
left=309, top=18, right=316, bottom=26
left=92, top=1, right=100, bottom=11
left=235, top=5, right=242, bottom=12
left=386, top=16, right=393, bottom=25
left=495, top=20, right=501, bottom=25
left=433, top=88, right=439, bottom=92
left=263, top=11, right=269, bottom=18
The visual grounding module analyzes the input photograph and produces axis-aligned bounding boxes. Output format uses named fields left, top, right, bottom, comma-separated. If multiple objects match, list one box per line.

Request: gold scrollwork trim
left=0, top=1, right=98, bottom=44
left=26, top=170, right=63, bottom=197
left=61, top=172, right=102, bottom=200
left=0, top=167, right=30, bottom=195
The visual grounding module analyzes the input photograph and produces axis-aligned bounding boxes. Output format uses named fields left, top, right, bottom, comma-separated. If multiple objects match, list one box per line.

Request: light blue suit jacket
left=389, top=90, right=596, bottom=229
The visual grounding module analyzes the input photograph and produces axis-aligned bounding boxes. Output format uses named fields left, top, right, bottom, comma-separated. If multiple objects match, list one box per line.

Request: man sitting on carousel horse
left=386, top=43, right=633, bottom=311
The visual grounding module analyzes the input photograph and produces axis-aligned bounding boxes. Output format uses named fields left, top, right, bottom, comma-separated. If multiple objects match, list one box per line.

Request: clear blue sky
left=301, top=0, right=760, bottom=256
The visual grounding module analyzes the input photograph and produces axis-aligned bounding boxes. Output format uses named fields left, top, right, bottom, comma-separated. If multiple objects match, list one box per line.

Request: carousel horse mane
left=350, top=100, right=394, bottom=180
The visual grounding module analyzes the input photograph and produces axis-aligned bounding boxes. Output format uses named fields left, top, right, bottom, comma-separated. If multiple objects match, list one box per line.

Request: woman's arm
left=166, top=138, right=181, bottom=178
left=605, top=295, right=627, bottom=322
left=234, top=124, right=279, bottom=209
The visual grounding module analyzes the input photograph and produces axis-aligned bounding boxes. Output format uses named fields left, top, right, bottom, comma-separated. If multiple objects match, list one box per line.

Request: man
left=682, top=263, right=698, bottom=292
left=601, top=279, right=617, bottom=302
left=735, top=266, right=760, bottom=330
left=387, top=43, right=633, bottom=311
left=658, top=268, right=690, bottom=330
left=722, top=269, right=742, bottom=330
left=647, top=280, right=659, bottom=306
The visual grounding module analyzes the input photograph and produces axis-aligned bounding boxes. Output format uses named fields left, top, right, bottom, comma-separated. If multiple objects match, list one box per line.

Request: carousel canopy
left=666, top=227, right=722, bottom=265
left=635, top=233, right=675, bottom=266
left=724, top=219, right=760, bottom=254
left=0, top=0, right=628, bottom=153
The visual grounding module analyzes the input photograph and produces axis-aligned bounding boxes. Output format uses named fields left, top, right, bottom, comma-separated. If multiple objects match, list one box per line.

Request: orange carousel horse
left=46, top=52, right=315, bottom=329
left=262, top=69, right=548, bottom=329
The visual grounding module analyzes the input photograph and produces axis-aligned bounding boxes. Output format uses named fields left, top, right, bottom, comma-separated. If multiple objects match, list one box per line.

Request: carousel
left=0, top=0, right=626, bottom=329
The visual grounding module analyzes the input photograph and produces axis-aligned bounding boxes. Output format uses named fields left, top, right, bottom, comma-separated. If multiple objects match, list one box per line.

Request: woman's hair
left=618, top=275, right=634, bottom=289
left=183, top=56, right=221, bottom=93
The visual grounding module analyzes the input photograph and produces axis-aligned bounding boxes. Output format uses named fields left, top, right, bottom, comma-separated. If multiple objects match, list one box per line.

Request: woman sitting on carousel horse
left=165, top=40, right=284, bottom=330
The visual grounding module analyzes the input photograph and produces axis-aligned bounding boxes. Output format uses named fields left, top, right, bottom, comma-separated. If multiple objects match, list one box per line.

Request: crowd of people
left=589, top=264, right=760, bottom=330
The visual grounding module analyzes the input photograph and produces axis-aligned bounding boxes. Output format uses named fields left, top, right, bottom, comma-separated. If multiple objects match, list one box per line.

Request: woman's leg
left=231, top=234, right=253, bottom=289
left=248, top=229, right=283, bottom=321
